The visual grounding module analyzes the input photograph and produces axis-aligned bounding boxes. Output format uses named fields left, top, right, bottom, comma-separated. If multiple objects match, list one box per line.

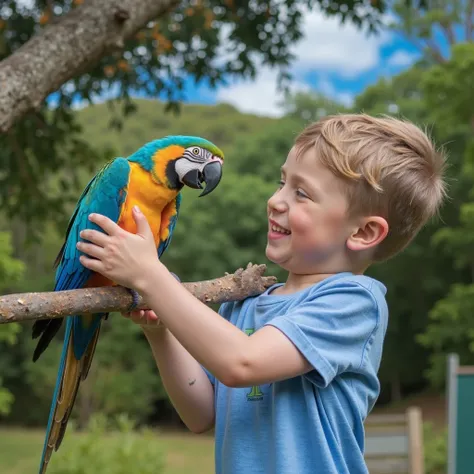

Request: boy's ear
left=346, top=216, right=389, bottom=252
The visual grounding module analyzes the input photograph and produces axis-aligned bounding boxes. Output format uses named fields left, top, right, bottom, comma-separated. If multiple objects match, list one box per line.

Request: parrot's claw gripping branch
left=0, top=264, right=278, bottom=324
left=126, top=288, right=141, bottom=311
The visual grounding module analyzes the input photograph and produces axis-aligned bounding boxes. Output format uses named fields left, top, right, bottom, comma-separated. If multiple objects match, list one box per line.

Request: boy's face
left=266, top=147, right=355, bottom=275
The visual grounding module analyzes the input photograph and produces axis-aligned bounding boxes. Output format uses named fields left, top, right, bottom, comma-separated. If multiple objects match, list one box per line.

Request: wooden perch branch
left=0, top=264, right=278, bottom=324
left=0, top=0, right=179, bottom=133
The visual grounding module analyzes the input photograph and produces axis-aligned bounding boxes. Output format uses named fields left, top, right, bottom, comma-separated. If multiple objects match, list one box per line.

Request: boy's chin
left=265, top=245, right=276, bottom=262
left=265, top=246, right=288, bottom=268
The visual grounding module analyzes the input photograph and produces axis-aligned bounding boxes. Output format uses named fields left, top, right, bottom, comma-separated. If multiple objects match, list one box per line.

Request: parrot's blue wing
left=32, top=157, right=131, bottom=360
left=158, top=192, right=181, bottom=258
left=35, top=157, right=130, bottom=474
left=56, top=157, right=131, bottom=291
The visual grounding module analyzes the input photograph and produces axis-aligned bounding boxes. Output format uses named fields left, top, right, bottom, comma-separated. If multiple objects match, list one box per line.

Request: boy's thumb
left=133, top=206, right=153, bottom=239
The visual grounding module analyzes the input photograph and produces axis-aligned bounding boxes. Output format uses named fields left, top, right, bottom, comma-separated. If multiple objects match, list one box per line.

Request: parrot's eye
left=192, top=147, right=200, bottom=155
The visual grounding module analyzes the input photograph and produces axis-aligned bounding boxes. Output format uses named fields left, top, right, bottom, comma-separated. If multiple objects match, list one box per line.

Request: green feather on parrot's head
left=128, top=135, right=224, bottom=196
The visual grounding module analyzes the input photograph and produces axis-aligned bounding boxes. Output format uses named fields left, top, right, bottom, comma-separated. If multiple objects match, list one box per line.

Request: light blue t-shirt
left=205, top=272, right=388, bottom=474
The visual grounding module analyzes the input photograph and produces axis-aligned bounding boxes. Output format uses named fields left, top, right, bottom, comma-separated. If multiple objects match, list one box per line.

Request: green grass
left=0, top=428, right=214, bottom=474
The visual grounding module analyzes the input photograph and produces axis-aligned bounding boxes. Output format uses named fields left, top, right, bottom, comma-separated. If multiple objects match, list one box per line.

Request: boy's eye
left=296, top=189, right=308, bottom=198
left=278, top=180, right=285, bottom=188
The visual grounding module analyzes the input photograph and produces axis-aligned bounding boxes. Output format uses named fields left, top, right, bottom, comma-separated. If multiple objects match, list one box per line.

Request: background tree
left=418, top=42, right=474, bottom=386
left=389, top=0, right=474, bottom=64
left=0, top=233, right=25, bottom=415
left=281, top=91, right=351, bottom=122
left=350, top=0, right=474, bottom=399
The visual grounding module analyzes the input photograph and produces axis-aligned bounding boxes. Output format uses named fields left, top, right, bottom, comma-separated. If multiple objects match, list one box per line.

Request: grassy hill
left=77, top=98, right=277, bottom=158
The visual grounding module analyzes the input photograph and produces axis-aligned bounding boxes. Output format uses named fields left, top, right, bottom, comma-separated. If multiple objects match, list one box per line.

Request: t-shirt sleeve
left=265, top=279, right=381, bottom=388
left=201, top=301, right=235, bottom=385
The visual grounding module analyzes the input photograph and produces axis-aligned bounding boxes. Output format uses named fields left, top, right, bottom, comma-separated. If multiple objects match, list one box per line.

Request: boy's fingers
left=88, top=213, right=121, bottom=236
left=122, top=308, right=161, bottom=327
left=145, top=310, right=158, bottom=320
left=146, top=314, right=162, bottom=327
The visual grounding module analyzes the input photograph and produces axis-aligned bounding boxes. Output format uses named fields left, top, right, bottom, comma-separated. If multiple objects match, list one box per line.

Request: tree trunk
left=0, top=0, right=179, bottom=133
left=390, top=373, right=402, bottom=403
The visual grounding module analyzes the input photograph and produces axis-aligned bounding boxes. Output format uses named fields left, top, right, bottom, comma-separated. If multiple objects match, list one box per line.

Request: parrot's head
left=130, top=136, right=224, bottom=197
left=171, top=137, right=224, bottom=197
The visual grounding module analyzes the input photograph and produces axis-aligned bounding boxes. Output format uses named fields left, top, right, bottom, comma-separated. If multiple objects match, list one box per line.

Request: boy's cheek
left=289, top=213, right=314, bottom=234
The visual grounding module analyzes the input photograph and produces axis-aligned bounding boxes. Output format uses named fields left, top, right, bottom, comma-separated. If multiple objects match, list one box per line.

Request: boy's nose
left=268, top=193, right=288, bottom=213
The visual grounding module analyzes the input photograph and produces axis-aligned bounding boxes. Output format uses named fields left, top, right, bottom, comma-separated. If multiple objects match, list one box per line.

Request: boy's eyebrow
left=292, top=173, right=321, bottom=195
left=280, top=166, right=319, bottom=192
left=295, top=175, right=312, bottom=187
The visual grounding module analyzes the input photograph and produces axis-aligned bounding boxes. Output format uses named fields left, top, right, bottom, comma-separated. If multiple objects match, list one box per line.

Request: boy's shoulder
left=218, top=272, right=387, bottom=320
left=288, top=272, right=387, bottom=305
left=291, top=273, right=388, bottom=326
left=315, top=272, right=387, bottom=299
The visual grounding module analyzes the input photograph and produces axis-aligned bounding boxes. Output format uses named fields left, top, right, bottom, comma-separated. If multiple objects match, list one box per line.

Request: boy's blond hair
left=295, top=113, right=447, bottom=261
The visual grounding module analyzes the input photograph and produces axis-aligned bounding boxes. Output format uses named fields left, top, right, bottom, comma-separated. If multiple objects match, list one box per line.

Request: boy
left=77, top=114, right=446, bottom=474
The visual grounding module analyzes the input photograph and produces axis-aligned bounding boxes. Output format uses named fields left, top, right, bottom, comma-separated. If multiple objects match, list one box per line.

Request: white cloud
left=216, top=8, right=391, bottom=116
left=294, top=10, right=391, bottom=78
left=217, top=69, right=310, bottom=117
left=217, top=70, right=355, bottom=116
left=387, top=50, right=418, bottom=67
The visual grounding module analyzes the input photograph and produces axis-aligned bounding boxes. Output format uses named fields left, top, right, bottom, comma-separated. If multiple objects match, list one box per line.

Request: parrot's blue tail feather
left=38, top=318, right=73, bottom=474
left=38, top=315, right=102, bottom=474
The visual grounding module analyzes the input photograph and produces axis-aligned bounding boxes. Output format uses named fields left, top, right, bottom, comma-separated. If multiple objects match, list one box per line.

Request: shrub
left=48, top=413, right=164, bottom=474
left=424, top=422, right=447, bottom=474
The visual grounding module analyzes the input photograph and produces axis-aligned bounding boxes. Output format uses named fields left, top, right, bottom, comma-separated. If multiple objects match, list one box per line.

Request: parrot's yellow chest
left=117, top=162, right=179, bottom=247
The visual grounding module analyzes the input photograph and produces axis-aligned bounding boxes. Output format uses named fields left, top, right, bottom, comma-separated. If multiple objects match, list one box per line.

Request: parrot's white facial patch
left=175, top=157, right=209, bottom=182
left=182, top=146, right=212, bottom=164
left=176, top=146, right=223, bottom=195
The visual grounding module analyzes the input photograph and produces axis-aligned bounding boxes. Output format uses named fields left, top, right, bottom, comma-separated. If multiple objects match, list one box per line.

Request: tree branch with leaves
left=0, top=0, right=178, bottom=133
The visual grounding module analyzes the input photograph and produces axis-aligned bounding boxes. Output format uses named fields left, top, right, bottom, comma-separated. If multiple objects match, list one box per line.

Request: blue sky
left=171, top=10, right=421, bottom=117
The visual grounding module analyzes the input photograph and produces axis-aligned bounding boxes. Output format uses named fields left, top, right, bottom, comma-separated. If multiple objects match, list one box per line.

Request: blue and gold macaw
left=32, top=136, right=224, bottom=474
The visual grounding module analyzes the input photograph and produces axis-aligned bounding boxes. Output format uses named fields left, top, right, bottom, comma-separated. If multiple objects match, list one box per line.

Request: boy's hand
left=122, top=309, right=165, bottom=331
left=77, top=205, right=161, bottom=291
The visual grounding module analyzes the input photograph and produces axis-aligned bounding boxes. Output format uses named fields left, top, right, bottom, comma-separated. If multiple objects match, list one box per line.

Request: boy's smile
left=268, top=219, right=291, bottom=239
left=266, top=147, right=355, bottom=276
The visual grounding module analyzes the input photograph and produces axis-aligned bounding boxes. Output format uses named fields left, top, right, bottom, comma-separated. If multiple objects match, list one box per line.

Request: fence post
left=407, top=406, right=424, bottom=474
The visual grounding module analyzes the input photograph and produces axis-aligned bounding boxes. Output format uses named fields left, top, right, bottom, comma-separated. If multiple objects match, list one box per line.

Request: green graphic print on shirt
left=245, top=328, right=264, bottom=401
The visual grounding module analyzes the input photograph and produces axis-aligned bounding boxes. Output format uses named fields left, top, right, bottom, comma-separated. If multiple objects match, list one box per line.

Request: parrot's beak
left=181, top=160, right=223, bottom=196
left=181, top=169, right=202, bottom=190
left=199, top=161, right=223, bottom=197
